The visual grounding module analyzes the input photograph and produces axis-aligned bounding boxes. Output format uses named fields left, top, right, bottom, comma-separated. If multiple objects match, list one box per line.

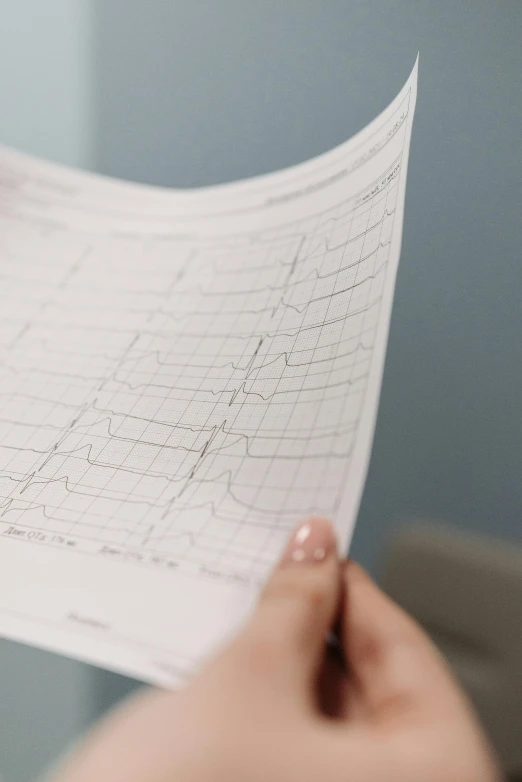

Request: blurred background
left=0, top=0, right=521, bottom=779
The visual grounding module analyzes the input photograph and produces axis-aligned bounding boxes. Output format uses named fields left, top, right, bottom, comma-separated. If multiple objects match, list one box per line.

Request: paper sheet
left=0, top=60, right=417, bottom=686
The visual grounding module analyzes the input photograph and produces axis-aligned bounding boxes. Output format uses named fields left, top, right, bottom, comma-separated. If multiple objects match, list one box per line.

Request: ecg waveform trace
left=0, top=165, right=401, bottom=580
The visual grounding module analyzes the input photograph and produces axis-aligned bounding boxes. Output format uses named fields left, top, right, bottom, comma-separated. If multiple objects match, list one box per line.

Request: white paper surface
left=0, top=60, right=417, bottom=686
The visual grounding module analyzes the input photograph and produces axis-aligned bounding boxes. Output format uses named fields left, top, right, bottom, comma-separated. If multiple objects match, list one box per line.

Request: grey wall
left=0, top=4, right=95, bottom=781
left=93, top=0, right=522, bottom=571
left=0, top=643, right=94, bottom=782
left=0, top=0, right=92, bottom=167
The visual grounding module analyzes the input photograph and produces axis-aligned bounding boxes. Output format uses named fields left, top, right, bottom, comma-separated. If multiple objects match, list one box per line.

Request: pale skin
left=51, top=518, right=500, bottom=782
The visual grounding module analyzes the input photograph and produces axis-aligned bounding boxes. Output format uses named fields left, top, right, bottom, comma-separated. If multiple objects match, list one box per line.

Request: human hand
left=52, top=518, right=500, bottom=782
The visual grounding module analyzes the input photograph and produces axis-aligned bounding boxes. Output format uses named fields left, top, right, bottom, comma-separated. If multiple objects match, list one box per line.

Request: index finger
left=341, top=561, right=474, bottom=727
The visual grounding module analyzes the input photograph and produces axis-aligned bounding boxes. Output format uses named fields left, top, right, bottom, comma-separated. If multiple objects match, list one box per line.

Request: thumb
left=234, top=518, right=341, bottom=698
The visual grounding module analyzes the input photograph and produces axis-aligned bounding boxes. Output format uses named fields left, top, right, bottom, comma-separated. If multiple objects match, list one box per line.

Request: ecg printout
left=0, top=61, right=417, bottom=686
